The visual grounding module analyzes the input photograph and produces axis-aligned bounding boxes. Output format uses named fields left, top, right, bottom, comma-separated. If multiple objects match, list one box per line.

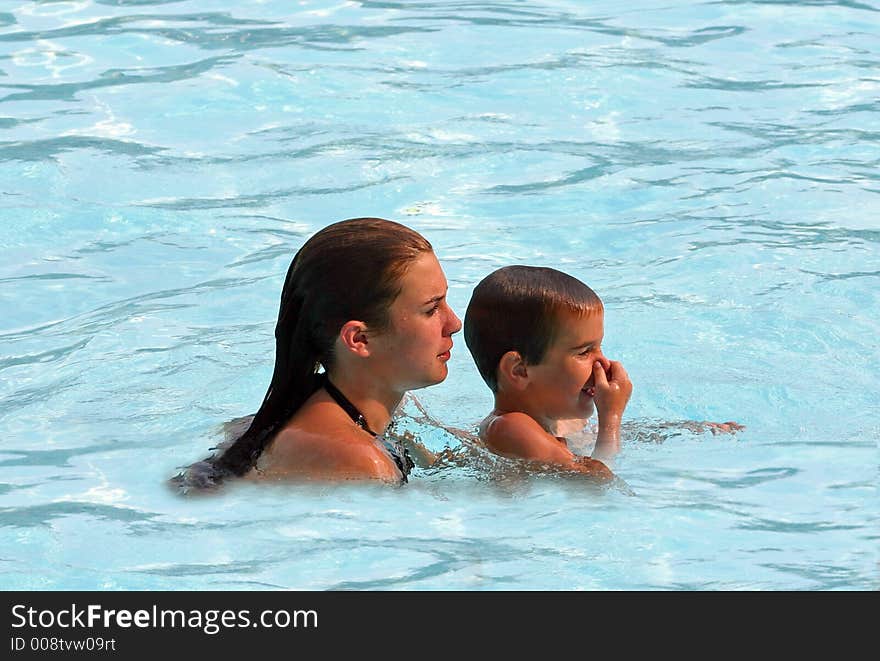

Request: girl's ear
left=339, top=321, right=370, bottom=357
left=497, top=351, right=529, bottom=391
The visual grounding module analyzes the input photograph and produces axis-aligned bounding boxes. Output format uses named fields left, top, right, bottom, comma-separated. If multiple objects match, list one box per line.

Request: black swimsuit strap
left=322, top=376, right=378, bottom=437
left=321, top=375, right=413, bottom=482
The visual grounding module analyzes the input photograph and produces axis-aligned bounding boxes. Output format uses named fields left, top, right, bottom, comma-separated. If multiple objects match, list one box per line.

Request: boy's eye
left=426, top=303, right=440, bottom=316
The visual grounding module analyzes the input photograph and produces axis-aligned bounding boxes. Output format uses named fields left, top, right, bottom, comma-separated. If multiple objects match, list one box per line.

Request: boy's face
left=524, top=308, right=608, bottom=422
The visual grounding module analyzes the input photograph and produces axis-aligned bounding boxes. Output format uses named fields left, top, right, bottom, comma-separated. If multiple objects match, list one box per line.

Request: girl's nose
left=446, top=305, right=462, bottom=335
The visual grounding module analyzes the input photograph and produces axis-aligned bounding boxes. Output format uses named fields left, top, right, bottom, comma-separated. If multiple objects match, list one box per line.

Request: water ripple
left=483, top=162, right=613, bottom=194
left=761, top=562, right=875, bottom=589
left=0, top=441, right=142, bottom=468
left=379, top=3, right=750, bottom=49
left=328, top=536, right=523, bottom=589
left=136, top=176, right=408, bottom=209
left=685, top=467, right=800, bottom=489
left=684, top=75, right=829, bottom=91
left=1, top=137, right=161, bottom=166
left=225, top=242, right=293, bottom=269
left=0, top=501, right=156, bottom=528
left=0, top=273, right=271, bottom=368
left=0, top=116, right=41, bottom=129
left=0, top=13, right=274, bottom=45
left=0, top=374, right=81, bottom=412
left=0, top=55, right=239, bottom=103
left=709, top=0, right=878, bottom=14
left=800, top=268, right=880, bottom=281
left=0, top=337, right=92, bottom=373
left=0, top=15, right=438, bottom=53
left=0, top=272, right=110, bottom=283
left=735, top=518, right=864, bottom=533
left=133, top=559, right=265, bottom=576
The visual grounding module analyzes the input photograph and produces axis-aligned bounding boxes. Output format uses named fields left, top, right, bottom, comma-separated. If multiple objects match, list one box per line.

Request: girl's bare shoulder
left=255, top=414, right=399, bottom=482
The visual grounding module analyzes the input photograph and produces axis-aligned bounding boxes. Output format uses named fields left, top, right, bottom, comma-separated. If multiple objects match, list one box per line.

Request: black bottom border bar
left=1, top=590, right=869, bottom=655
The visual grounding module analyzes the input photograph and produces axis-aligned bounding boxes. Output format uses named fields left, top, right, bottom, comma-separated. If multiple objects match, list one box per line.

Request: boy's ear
left=339, top=321, right=370, bottom=357
left=498, top=351, right=529, bottom=391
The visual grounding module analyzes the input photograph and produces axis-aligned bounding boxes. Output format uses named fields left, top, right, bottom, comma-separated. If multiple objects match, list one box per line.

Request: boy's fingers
left=592, top=360, right=609, bottom=386
left=608, top=360, right=629, bottom=383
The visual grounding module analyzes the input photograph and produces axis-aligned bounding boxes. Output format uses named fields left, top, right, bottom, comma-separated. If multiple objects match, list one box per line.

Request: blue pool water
left=1, top=0, right=877, bottom=590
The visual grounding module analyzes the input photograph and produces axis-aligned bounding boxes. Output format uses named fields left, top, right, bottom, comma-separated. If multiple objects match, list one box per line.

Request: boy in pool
left=463, top=266, right=632, bottom=480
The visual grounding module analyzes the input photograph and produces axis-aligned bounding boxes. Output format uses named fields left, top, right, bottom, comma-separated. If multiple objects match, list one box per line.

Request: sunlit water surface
left=1, top=0, right=877, bottom=589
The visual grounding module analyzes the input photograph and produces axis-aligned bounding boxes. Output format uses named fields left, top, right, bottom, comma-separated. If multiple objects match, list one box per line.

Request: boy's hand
left=571, top=455, right=615, bottom=483
left=705, top=421, right=744, bottom=435
left=677, top=420, right=745, bottom=435
left=592, top=359, right=632, bottom=424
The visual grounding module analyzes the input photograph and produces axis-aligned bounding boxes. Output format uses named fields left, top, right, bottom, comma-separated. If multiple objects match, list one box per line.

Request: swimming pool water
left=1, top=0, right=877, bottom=589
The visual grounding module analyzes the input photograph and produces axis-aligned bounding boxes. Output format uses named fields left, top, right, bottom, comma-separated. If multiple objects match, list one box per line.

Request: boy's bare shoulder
left=480, top=411, right=572, bottom=463
left=483, top=410, right=542, bottom=436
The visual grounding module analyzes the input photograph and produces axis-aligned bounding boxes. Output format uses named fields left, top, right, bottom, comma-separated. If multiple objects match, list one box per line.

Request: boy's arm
left=385, top=393, right=483, bottom=468
left=620, top=419, right=744, bottom=444
left=484, top=413, right=613, bottom=482
left=484, top=412, right=576, bottom=464
left=393, top=431, right=437, bottom=468
left=590, top=360, right=632, bottom=465
left=486, top=413, right=614, bottom=482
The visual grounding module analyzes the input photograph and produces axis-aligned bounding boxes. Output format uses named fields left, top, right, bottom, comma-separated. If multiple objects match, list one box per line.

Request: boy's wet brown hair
left=464, top=265, right=603, bottom=392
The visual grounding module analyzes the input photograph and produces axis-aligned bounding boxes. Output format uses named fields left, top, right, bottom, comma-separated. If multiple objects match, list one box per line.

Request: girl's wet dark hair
left=464, top=265, right=602, bottom=393
left=179, top=218, right=432, bottom=487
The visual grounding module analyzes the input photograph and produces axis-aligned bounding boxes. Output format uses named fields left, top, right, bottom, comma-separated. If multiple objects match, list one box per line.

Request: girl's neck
left=324, top=369, right=402, bottom=435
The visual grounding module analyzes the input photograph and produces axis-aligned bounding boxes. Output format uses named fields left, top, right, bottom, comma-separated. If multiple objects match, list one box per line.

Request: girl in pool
left=176, top=217, right=461, bottom=489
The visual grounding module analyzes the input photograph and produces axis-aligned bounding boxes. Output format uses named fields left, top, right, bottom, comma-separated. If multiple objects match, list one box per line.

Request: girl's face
left=370, top=252, right=462, bottom=391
